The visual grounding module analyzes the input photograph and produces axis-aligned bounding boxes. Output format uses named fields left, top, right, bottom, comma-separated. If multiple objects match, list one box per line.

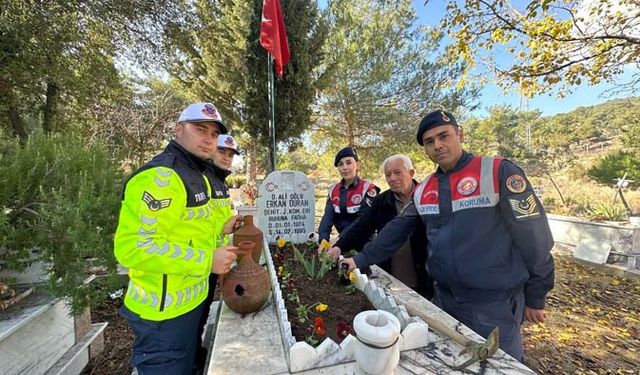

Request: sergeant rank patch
left=142, top=191, right=172, bottom=211
left=509, top=193, right=540, bottom=220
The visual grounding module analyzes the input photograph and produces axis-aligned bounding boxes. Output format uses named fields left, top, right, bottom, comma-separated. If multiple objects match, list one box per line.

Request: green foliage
left=0, top=1, right=182, bottom=137
left=227, top=176, right=247, bottom=189
left=292, top=244, right=333, bottom=280
left=587, top=151, right=640, bottom=187
left=0, top=130, right=124, bottom=315
left=587, top=204, right=627, bottom=222
left=295, top=303, right=309, bottom=323
left=164, top=0, right=327, bottom=173
left=313, top=0, right=477, bottom=175
left=437, top=0, right=640, bottom=97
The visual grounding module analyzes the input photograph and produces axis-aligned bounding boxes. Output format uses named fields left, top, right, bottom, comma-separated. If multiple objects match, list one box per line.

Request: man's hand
left=524, top=307, right=546, bottom=324
left=222, top=215, right=243, bottom=235
left=339, top=257, right=357, bottom=273
left=325, top=246, right=341, bottom=262
left=212, top=245, right=239, bottom=274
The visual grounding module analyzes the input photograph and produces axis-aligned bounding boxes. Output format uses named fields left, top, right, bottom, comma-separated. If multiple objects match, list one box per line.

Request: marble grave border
left=263, top=240, right=430, bottom=373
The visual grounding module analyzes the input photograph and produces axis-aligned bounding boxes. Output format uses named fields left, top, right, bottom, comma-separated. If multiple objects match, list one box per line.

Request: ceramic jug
left=221, top=240, right=271, bottom=314
left=233, top=215, right=264, bottom=263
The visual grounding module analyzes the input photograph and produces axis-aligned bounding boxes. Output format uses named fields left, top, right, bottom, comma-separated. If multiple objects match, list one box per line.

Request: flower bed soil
left=269, top=242, right=374, bottom=346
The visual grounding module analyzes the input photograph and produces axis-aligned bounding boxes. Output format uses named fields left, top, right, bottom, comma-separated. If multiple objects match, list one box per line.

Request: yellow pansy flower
left=277, top=238, right=286, bottom=248
left=319, top=239, right=331, bottom=251
left=348, top=271, right=357, bottom=282
left=277, top=266, right=283, bottom=276
left=315, top=303, right=329, bottom=312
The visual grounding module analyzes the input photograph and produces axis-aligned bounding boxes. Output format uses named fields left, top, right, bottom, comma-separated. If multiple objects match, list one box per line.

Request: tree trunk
left=546, top=171, right=566, bottom=207
left=43, top=81, right=59, bottom=133
left=248, top=142, right=259, bottom=183
left=7, top=104, right=27, bottom=140
left=0, top=79, right=28, bottom=140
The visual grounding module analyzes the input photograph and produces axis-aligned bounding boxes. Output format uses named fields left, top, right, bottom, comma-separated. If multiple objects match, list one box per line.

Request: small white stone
left=400, top=321, right=430, bottom=350
left=289, top=341, right=318, bottom=373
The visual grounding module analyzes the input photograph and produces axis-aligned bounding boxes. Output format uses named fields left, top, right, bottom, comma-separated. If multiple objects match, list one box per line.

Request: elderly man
left=115, top=102, right=241, bottom=375
left=340, top=110, right=555, bottom=362
left=326, top=154, right=433, bottom=299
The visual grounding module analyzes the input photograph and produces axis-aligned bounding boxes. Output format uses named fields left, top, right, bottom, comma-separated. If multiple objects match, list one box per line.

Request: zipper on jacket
left=159, top=274, right=167, bottom=312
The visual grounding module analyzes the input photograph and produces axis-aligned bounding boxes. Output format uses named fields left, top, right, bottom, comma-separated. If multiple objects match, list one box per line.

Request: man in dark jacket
left=340, top=110, right=555, bottom=362
left=326, top=154, right=433, bottom=299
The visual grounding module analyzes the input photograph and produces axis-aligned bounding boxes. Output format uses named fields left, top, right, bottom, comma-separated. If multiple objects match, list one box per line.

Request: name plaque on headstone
left=257, top=170, right=316, bottom=243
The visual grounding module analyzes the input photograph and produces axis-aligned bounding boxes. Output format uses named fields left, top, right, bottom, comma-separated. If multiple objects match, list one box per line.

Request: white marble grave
left=0, top=291, right=74, bottom=375
left=257, top=170, right=316, bottom=243
left=262, top=242, right=430, bottom=373
left=206, top=258, right=537, bottom=375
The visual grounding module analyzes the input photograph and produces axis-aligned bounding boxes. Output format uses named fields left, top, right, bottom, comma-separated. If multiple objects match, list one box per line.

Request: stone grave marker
left=574, top=237, right=612, bottom=264
left=257, top=170, right=315, bottom=243
left=533, top=185, right=544, bottom=200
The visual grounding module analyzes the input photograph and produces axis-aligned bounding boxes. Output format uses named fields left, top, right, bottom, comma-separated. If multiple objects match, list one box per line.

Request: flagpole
left=267, top=55, right=277, bottom=173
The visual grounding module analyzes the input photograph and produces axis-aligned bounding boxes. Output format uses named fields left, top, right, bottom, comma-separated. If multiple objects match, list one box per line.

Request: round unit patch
left=366, top=189, right=377, bottom=197
left=456, top=177, right=478, bottom=196
left=351, top=194, right=362, bottom=204
left=506, top=175, right=527, bottom=193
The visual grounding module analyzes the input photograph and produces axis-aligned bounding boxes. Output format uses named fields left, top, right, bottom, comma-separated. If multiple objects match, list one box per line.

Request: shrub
left=227, top=175, right=247, bottom=188
left=0, top=131, right=124, bottom=315
left=587, top=204, right=627, bottom=222
left=587, top=151, right=640, bottom=186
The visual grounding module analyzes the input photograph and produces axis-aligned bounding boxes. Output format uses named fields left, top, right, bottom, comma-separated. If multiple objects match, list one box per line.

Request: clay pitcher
left=221, top=240, right=271, bottom=314
left=233, top=215, right=264, bottom=263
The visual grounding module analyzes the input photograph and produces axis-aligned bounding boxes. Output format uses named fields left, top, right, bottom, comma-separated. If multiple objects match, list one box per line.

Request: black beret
left=416, top=110, right=458, bottom=145
left=334, top=146, right=359, bottom=166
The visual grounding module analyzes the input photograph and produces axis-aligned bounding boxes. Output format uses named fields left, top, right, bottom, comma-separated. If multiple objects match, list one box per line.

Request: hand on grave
left=212, top=245, right=239, bottom=274
left=340, top=257, right=357, bottom=273
left=325, top=246, right=342, bottom=263
left=524, top=307, right=546, bottom=324
left=222, top=215, right=243, bottom=235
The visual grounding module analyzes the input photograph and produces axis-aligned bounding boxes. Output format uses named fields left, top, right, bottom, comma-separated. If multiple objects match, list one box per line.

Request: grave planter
left=263, top=241, right=429, bottom=373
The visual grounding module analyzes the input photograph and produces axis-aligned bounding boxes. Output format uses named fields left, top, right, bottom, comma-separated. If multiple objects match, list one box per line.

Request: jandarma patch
left=456, top=176, right=478, bottom=195
left=509, top=194, right=540, bottom=220
left=506, top=174, right=527, bottom=193
left=367, top=189, right=377, bottom=197
left=351, top=194, right=362, bottom=204
left=142, top=191, right=172, bottom=211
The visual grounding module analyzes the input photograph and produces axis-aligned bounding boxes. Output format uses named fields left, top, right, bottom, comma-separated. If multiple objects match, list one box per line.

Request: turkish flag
left=259, top=0, right=290, bottom=78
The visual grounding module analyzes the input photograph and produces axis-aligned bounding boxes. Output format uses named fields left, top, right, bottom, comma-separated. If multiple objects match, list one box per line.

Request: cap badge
left=441, top=111, right=450, bottom=122
left=506, top=175, right=527, bottom=193
left=224, top=137, right=235, bottom=147
left=457, top=177, right=478, bottom=195
left=202, top=103, right=219, bottom=119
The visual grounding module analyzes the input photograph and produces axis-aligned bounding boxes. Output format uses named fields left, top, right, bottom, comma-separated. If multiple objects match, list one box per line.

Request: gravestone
left=257, top=170, right=315, bottom=243
left=574, top=238, right=612, bottom=264
left=533, top=185, right=544, bottom=200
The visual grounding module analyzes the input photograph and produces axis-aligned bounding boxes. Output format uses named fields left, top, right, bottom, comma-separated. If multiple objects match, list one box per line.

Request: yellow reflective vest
left=114, top=142, right=230, bottom=321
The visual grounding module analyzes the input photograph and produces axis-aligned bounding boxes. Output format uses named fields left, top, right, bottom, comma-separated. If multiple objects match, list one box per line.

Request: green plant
left=292, top=244, right=333, bottom=280
left=227, top=176, right=247, bottom=188
left=587, top=151, right=640, bottom=186
left=295, top=303, right=309, bottom=323
left=287, top=290, right=300, bottom=303
left=0, top=130, right=124, bottom=315
left=587, top=204, right=627, bottom=222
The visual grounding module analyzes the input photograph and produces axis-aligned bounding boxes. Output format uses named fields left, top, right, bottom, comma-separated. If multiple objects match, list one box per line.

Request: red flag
left=259, top=0, right=290, bottom=78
